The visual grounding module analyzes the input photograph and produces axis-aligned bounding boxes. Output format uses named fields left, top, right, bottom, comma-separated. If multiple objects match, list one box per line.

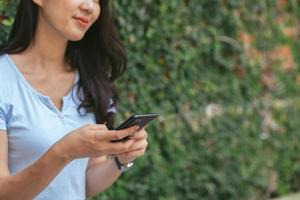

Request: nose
left=80, top=0, right=95, bottom=14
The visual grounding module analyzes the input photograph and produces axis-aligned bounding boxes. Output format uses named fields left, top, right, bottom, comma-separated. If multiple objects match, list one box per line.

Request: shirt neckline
left=5, top=53, right=79, bottom=111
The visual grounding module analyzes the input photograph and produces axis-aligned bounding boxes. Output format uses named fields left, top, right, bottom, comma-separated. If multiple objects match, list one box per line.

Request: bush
left=1, top=0, right=300, bottom=199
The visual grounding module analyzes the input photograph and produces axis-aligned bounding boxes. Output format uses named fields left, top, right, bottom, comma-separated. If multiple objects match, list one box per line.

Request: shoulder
left=0, top=54, right=11, bottom=71
left=0, top=54, right=16, bottom=79
left=0, top=54, right=18, bottom=101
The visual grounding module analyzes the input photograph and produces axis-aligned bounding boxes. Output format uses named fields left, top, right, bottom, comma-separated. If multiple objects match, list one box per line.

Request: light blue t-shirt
left=0, top=54, right=114, bottom=200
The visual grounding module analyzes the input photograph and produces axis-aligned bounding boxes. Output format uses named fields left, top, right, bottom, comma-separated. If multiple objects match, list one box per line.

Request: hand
left=53, top=124, right=140, bottom=160
left=116, top=128, right=148, bottom=164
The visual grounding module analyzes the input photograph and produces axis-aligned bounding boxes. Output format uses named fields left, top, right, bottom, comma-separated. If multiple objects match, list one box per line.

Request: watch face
left=121, top=162, right=134, bottom=172
left=127, top=162, right=134, bottom=167
left=114, top=156, right=134, bottom=172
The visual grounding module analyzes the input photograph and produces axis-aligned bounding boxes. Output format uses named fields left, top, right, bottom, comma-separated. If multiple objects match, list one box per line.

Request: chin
left=67, top=32, right=86, bottom=41
left=64, top=23, right=91, bottom=41
left=69, top=36, right=85, bottom=41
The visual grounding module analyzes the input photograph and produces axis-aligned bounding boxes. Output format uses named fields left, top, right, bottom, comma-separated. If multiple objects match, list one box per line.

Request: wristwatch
left=113, top=156, right=134, bottom=172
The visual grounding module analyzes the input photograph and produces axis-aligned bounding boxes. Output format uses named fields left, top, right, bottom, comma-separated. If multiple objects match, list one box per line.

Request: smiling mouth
left=73, top=16, right=89, bottom=27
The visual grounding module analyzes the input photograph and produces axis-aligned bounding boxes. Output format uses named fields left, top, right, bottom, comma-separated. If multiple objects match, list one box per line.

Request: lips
left=73, top=16, right=89, bottom=25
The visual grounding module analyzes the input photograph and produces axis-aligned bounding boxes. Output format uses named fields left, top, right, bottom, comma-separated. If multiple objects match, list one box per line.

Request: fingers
left=118, top=148, right=146, bottom=158
left=101, top=134, right=147, bottom=155
left=129, top=139, right=148, bottom=151
left=103, top=137, right=147, bottom=155
left=129, top=128, right=148, bottom=140
left=106, top=139, right=135, bottom=155
left=84, top=124, right=147, bottom=155
left=108, top=126, right=140, bottom=140
left=86, top=124, right=108, bottom=131
left=95, top=125, right=139, bottom=141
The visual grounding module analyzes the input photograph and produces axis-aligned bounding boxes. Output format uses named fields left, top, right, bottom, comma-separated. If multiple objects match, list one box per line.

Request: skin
left=0, top=0, right=148, bottom=199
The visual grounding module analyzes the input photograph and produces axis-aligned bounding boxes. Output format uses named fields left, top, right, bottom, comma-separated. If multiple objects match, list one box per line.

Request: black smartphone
left=111, top=113, right=158, bottom=142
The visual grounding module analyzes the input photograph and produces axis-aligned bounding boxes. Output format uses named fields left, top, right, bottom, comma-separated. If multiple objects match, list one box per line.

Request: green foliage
left=1, top=0, right=300, bottom=199
left=0, top=0, right=16, bottom=43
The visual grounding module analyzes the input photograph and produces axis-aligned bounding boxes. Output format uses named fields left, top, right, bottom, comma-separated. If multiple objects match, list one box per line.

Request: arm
left=86, top=128, right=148, bottom=198
left=0, top=125, right=138, bottom=200
left=0, top=130, right=71, bottom=200
left=86, top=156, right=121, bottom=197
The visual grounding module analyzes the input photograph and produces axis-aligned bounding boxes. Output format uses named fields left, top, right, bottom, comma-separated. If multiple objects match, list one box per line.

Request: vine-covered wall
left=1, top=1, right=300, bottom=199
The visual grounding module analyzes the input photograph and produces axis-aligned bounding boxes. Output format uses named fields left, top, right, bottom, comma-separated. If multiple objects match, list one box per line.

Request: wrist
left=116, top=155, right=133, bottom=165
left=50, top=142, right=73, bottom=163
left=113, top=156, right=133, bottom=172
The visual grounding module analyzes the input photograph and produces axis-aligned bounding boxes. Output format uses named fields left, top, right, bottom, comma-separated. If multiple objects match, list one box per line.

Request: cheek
left=92, top=6, right=101, bottom=24
left=41, top=6, right=72, bottom=35
left=41, top=3, right=101, bottom=41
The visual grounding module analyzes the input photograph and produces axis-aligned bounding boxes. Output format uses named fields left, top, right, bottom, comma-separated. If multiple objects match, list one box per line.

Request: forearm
left=0, top=144, right=71, bottom=200
left=86, top=158, right=121, bottom=198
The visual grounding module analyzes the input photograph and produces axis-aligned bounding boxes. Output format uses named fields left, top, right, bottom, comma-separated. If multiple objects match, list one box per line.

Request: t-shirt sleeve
left=0, top=99, right=7, bottom=131
left=106, top=98, right=117, bottom=113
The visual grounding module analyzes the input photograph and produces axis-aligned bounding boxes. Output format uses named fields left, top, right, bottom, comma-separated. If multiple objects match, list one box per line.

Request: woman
left=0, top=0, right=148, bottom=199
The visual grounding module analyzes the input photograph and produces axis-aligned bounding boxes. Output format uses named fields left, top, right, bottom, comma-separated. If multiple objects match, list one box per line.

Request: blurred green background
left=1, top=0, right=300, bottom=199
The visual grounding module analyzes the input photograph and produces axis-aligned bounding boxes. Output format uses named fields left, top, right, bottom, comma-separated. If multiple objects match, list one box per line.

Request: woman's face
left=34, top=0, right=101, bottom=41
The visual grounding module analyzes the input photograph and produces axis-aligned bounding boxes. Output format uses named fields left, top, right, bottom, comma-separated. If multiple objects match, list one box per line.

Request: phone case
left=116, top=114, right=158, bottom=130
left=111, top=113, right=158, bottom=142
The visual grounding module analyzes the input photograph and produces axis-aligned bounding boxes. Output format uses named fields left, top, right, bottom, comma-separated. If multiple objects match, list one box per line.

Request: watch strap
left=113, top=156, right=133, bottom=172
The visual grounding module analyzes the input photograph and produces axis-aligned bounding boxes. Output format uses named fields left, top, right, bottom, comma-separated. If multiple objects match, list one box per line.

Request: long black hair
left=0, top=0, right=127, bottom=129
